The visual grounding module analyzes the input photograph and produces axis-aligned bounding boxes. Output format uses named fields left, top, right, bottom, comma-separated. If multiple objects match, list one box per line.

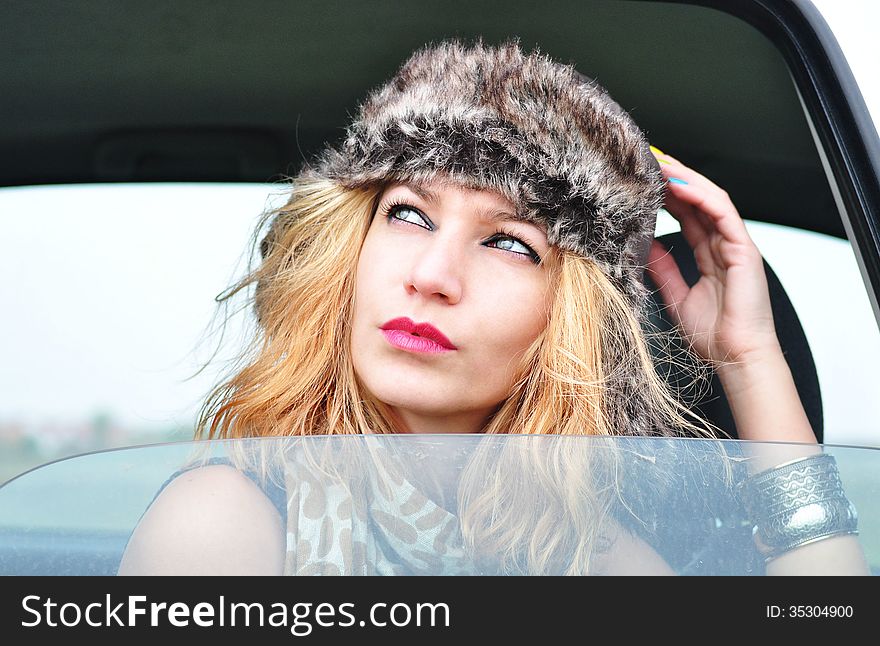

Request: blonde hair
left=196, top=176, right=722, bottom=574
left=198, top=177, right=398, bottom=439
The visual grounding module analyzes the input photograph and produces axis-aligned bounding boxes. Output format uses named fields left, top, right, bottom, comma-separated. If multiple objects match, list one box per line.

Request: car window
left=1, top=435, right=876, bottom=575
left=0, top=184, right=275, bottom=482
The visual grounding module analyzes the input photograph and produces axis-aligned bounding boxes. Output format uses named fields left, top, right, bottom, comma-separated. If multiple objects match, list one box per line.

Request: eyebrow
left=402, top=182, right=521, bottom=225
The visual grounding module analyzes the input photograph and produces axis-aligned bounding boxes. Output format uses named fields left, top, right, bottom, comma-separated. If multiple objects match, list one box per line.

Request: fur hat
left=309, top=39, right=664, bottom=312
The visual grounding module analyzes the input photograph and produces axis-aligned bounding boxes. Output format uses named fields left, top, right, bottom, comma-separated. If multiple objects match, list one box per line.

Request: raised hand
left=645, top=147, right=781, bottom=367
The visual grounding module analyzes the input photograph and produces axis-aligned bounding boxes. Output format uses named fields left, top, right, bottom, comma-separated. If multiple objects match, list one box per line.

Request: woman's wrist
left=739, top=454, right=860, bottom=565
left=713, top=341, right=785, bottom=394
left=713, top=342, right=818, bottom=448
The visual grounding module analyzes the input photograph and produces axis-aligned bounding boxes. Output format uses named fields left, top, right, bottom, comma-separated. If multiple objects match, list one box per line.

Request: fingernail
left=668, top=177, right=688, bottom=185
left=650, top=145, right=666, bottom=156
left=657, top=158, right=671, bottom=165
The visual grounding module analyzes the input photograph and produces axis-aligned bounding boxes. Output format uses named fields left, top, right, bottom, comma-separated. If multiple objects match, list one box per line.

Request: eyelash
left=380, top=200, right=541, bottom=264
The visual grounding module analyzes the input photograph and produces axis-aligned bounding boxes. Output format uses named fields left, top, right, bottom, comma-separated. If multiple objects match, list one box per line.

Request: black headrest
left=643, top=231, right=823, bottom=443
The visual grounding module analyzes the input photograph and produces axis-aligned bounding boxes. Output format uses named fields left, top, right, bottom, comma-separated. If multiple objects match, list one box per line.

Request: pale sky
left=811, top=0, right=880, bottom=130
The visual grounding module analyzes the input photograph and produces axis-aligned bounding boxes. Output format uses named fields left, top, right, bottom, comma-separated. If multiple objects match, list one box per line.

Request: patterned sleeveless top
left=282, top=442, right=478, bottom=575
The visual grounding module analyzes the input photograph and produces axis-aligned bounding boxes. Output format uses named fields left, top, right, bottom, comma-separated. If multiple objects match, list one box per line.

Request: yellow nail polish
left=657, top=158, right=671, bottom=165
left=650, top=145, right=666, bottom=156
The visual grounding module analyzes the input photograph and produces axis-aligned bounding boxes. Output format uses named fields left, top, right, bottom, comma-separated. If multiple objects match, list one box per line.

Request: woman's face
left=350, top=180, right=552, bottom=432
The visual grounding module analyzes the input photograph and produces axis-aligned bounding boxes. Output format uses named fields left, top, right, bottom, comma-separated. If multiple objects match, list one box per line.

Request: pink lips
left=379, top=317, right=457, bottom=354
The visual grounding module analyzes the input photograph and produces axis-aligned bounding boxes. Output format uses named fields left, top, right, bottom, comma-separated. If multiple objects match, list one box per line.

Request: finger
left=652, top=148, right=735, bottom=212
left=661, top=188, right=710, bottom=251
left=658, top=169, right=751, bottom=246
left=652, top=149, right=727, bottom=194
left=668, top=181, right=752, bottom=246
left=651, top=149, right=752, bottom=246
left=645, top=239, right=690, bottom=317
left=650, top=148, right=713, bottom=229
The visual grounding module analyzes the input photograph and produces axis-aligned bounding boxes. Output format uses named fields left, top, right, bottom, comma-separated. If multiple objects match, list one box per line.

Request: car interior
left=3, top=0, right=853, bottom=440
left=0, top=1, right=846, bottom=231
left=2, top=0, right=880, bottom=576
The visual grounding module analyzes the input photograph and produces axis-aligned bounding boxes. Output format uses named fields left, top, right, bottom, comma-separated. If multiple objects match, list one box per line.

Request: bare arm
left=117, top=464, right=285, bottom=575
left=594, top=522, right=676, bottom=576
left=717, top=352, right=869, bottom=575
left=646, top=148, right=869, bottom=575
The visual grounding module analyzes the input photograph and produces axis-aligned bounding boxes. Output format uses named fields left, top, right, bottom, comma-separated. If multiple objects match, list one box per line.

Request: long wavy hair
left=196, top=175, right=722, bottom=574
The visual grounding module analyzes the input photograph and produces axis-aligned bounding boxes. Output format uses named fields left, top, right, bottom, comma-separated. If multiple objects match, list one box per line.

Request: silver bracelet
left=738, top=454, right=859, bottom=563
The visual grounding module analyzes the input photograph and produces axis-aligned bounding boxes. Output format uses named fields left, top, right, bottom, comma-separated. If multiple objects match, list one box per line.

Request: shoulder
left=117, top=464, right=285, bottom=575
left=593, top=521, right=676, bottom=576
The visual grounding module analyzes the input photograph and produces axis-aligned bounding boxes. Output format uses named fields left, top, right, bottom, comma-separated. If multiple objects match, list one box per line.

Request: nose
left=405, top=235, right=464, bottom=305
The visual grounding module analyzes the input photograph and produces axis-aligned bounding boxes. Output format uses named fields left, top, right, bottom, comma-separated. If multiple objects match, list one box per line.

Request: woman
left=118, top=40, right=866, bottom=575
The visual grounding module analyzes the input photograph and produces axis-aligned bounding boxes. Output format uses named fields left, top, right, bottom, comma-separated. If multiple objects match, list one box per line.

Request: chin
left=370, top=381, right=450, bottom=413
left=360, top=372, right=459, bottom=415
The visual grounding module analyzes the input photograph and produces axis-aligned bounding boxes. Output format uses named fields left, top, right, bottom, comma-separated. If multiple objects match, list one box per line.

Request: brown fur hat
left=309, top=39, right=663, bottom=310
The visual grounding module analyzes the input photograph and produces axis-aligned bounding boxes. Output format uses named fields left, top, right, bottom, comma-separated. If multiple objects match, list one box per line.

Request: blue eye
left=383, top=201, right=541, bottom=264
left=486, top=231, right=541, bottom=264
left=486, top=234, right=536, bottom=259
left=387, top=204, right=431, bottom=229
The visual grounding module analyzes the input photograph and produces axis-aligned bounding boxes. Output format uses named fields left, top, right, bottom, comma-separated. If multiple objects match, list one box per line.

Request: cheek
left=353, top=225, right=389, bottom=311
left=352, top=224, right=401, bottom=353
left=475, top=276, right=549, bottom=362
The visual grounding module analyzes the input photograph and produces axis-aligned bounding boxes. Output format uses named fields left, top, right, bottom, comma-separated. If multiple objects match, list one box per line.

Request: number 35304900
left=766, top=606, right=854, bottom=618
